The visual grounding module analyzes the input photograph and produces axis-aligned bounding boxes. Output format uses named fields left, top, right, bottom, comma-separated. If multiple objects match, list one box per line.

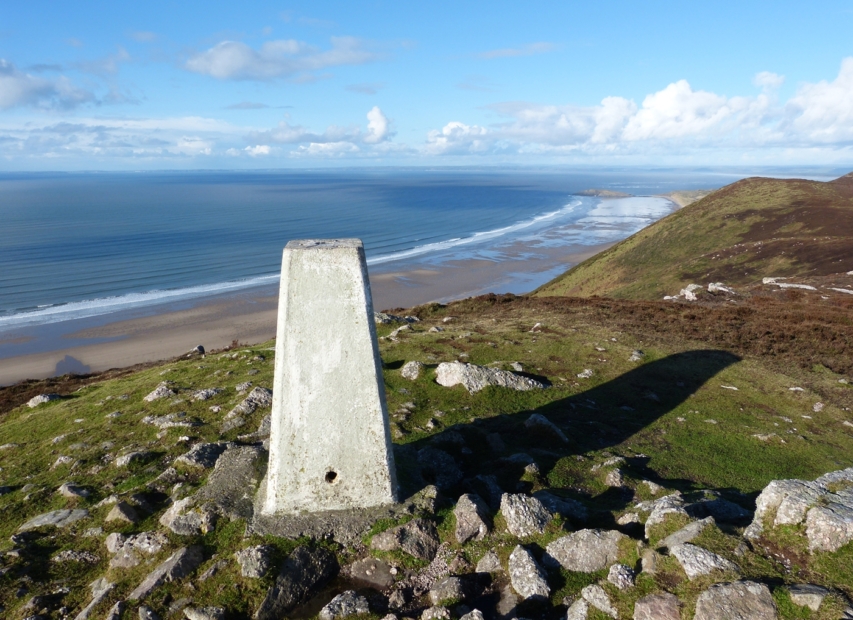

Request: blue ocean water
left=0, top=168, right=735, bottom=331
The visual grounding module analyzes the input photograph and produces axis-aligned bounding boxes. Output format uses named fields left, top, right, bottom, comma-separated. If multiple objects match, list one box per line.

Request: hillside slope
left=534, top=172, right=853, bottom=300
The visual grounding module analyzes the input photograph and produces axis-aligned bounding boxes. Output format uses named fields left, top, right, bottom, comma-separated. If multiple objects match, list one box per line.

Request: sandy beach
left=0, top=241, right=613, bottom=386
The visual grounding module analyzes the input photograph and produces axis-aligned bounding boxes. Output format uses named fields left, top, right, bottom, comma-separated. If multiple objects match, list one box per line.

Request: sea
left=1, top=166, right=839, bottom=339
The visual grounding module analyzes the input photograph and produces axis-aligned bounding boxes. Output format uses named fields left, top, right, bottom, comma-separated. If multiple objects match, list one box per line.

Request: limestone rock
left=633, top=592, right=681, bottom=620
left=787, top=584, right=829, bottom=611
left=417, top=447, right=463, bottom=491
left=607, top=563, right=636, bottom=590
left=105, top=601, right=126, bottom=620
left=429, top=576, right=466, bottom=605
left=421, top=606, right=451, bottom=620
left=670, top=543, right=739, bottom=580
left=52, top=549, right=99, bottom=563
left=401, top=361, right=425, bottom=380
left=184, top=607, right=225, bottom=620
left=174, top=442, right=229, bottom=469
left=805, top=501, right=853, bottom=552
left=566, top=599, right=590, bottom=620
left=659, top=516, right=714, bottom=551
left=370, top=518, right=440, bottom=561
left=435, top=361, right=547, bottom=393
left=106, top=501, right=140, bottom=524
left=193, top=388, right=221, bottom=401
left=28, top=393, right=61, bottom=407
left=227, top=386, right=273, bottom=419
left=459, top=610, right=484, bottom=620
left=142, top=412, right=199, bottom=429
left=507, top=545, right=549, bottom=601
left=128, top=546, right=204, bottom=601
left=524, top=413, right=568, bottom=443
left=107, top=531, right=169, bottom=569
left=532, top=490, right=588, bottom=523
left=346, top=557, right=394, bottom=589
left=693, top=581, right=776, bottom=620
left=255, top=546, right=339, bottom=620
left=319, top=590, right=369, bottom=620
left=581, top=585, right=617, bottom=618
left=374, top=312, right=419, bottom=324
left=139, top=606, right=162, bottom=620
left=143, top=383, right=175, bottom=402
left=159, top=497, right=217, bottom=536
left=73, top=577, right=113, bottom=620
left=19, top=508, right=88, bottom=531
left=500, top=493, right=552, bottom=537
left=195, top=445, right=264, bottom=519
left=58, top=482, right=90, bottom=498
left=235, top=545, right=273, bottom=578
left=115, top=451, right=154, bottom=467
left=636, top=492, right=688, bottom=537
left=454, top=493, right=491, bottom=543
left=475, top=550, right=502, bottom=573
left=543, top=529, right=625, bottom=572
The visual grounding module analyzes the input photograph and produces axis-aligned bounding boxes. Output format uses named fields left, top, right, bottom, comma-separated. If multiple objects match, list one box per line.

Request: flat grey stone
left=370, top=518, right=440, bottom=561
left=543, top=529, right=625, bottom=572
left=566, top=599, right=590, bottom=620
left=607, top=563, right=636, bottom=590
left=139, top=605, right=162, bottom=620
left=159, top=497, right=217, bottom=536
left=107, top=531, right=169, bottom=569
left=507, top=545, right=549, bottom=601
left=788, top=583, right=830, bottom=611
left=582, top=584, right=617, bottom=618
left=105, top=601, right=125, bottom=620
left=225, top=386, right=272, bottom=419
left=417, top=447, right=463, bottom=491
left=183, top=607, right=225, bottom=620
left=633, top=592, right=681, bottom=620
left=347, top=556, right=394, bottom=589
left=19, top=509, right=88, bottom=531
left=401, top=361, right=425, bottom=380
left=694, top=581, right=777, bottom=620
left=195, top=445, right=263, bottom=520
left=454, top=493, right=491, bottom=543
left=319, top=590, right=369, bottom=620
left=128, top=546, right=204, bottom=601
left=659, top=516, right=714, bottom=551
left=58, top=482, right=90, bottom=498
left=143, top=383, right=175, bottom=402
left=636, top=493, right=688, bottom=538
left=235, top=545, right=273, bottom=579
left=671, top=543, right=739, bottom=580
left=106, top=501, right=140, bottom=524
left=429, top=576, right=466, bottom=605
left=73, top=577, right=113, bottom=620
left=421, top=606, right=451, bottom=620
left=475, top=550, right=502, bottom=573
left=459, top=610, right=484, bottom=620
left=255, top=546, right=338, bottom=620
left=174, top=442, right=229, bottom=469
left=500, top=493, right=551, bottom=537
left=28, top=393, right=61, bottom=407
left=115, top=451, right=154, bottom=468
left=435, top=361, right=547, bottom=393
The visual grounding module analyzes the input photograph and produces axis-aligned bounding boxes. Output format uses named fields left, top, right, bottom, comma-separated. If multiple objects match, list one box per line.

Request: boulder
left=28, top=393, right=61, bottom=407
left=429, top=576, right=466, bottom=605
left=370, top=518, right=440, bottom=561
left=524, top=413, right=568, bottom=443
left=582, top=585, right=617, bottom=618
left=107, top=531, right=168, bottom=569
left=255, top=546, right=339, bottom=620
left=19, top=508, right=88, bottom=531
left=435, top=361, right=547, bottom=393
left=143, top=383, right=175, bottom=402
left=693, top=581, right=777, bottom=620
left=500, top=493, right=552, bottom=537
left=401, top=361, right=425, bottom=380
left=421, top=607, right=451, bottom=620
left=607, top=563, right=636, bottom=590
left=417, top=447, right=463, bottom=491
left=566, top=599, right=590, bottom=620
left=115, top=451, right=155, bottom=467
left=454, top=494, right=491, bottom=543
left=787, top=584, right=830, bottom=611
left=507, top=545, right=549, bottom=601
left=319, top=590, right=370, bottom=620
left=658, top=516, right=714, bottom=550
left=226, top=386, right=273, bottom=419
left=346, top=557, right=394, bottom=589
left=142, top=412, right=199, bottom=429
left=128, top=546, right=204, bottom=601
left=159, top=497, right=217, bottom=536
left=670, top=543, right=739, bottom=580
left=174, top=442, right=229, bottom=469
left=73, top=577, right=113, bottom=620
left=194, top=445, right=264, bottom=520
left=184, top=608, right=225, bottom=620
left=193, top=388, right=221, bottom=401
left=636, top=493, right=688, bottom=538
left=105, top=501, right=140, bottom=524
left=543, top=529, right=625, bottom=572
left=235, top=545, right=274, bottom=578
left=58, top=482, right=90, bottom=499
left=532, top=490, right=587, bottom=523
left=633, top=593, right=681, bottom=620
left=475, top=550, right=502, bottom=573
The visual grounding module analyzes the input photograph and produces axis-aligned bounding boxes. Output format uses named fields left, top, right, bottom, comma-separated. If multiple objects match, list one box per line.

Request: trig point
left=262, top=239, right=398, bottom=515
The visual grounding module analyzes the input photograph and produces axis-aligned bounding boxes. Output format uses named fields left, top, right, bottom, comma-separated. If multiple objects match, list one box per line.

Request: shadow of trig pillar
left=262, top=239, right=398, bottom=515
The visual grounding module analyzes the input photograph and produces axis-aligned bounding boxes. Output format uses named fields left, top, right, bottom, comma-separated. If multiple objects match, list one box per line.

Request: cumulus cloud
left=423, top=57, right=853, bottom=157
left=477, top=42, right=557, bottom=60
left=0, top=59, right=94, bottom=110
left=249, top=107, right=393, bottom=147
left=185, top=36, right=380, bottom=80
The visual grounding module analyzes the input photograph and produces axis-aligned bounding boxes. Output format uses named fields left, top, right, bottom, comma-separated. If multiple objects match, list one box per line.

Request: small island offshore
left=0, top=172, right=852, bottom=619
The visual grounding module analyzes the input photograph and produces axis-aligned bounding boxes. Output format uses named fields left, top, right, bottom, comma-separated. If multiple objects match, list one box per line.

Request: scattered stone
left=475, top=550, right=502, bottom=573
left=347, top=557, right=394, bottom=589
left=813, top=402, right=825, bottom=412
left=566, top=599, right=590, bottom=620
left=174, top=442, right=229, bottom=469
left=670, top=543, right=739, bottom=580
left=106, top=501, right=140, bottom=524
left=142, top=412, right=199, bottom=429
left=73, top=577, right=113, bottom=620
left=184, top=607, right=225, bottom=620
left=607, top=563, right=636, bottom=590
left=777, top=283, right=817, bottom=291
left=371, top=518, right=440, bottom=561
left=524, top=413, right=569, bottom=443
left=58, top=482, right=90, bottom=498
left=642, top=480, right=664, bottom=495
left=28, top=393, right=60, bottom=407
left=105, top=601, right=126, bottom=620
left=693, top=581, right=776, bottom=620
left=605, top=468, right=626, bottom=487
left=708, top=282, right=734, bottom=294
left=19, top=509, right=88, bottom=531
left=235, top=381, right=253, bottom=393
left=680, top=283, right=703, bottom=301
left=226, top=386, right=273, bottom=419
left=454, top=493, right=491, bottom=543
left=115, top=451, right=154, bottom=467
left=159, top=497, right=217, bottom=536
left=374, top=312, right=418, bottom=324
left=193, top=388, right=221, bottom=401
left=52, top=549, right=99, bottom=563
left=459, top=610, right=484, bottom=620
left=235, top=545, right=274, bottom=579
left=507, top=545, right=549, bottom=601
left=500, top=493, right=552, bottom=537
left=581, top=584, right=617, bottom=618
left=429, top=326, right=444, bottom=333
left=636, top=493, right=688, bottom=538
left=195, top=445, right=264, bottom=520
left=128, top=546, right=204, bottom=601
left=787, top=584, right=829, bottom=611
left=617, top=512, right=640, bottom=525
left=633, top=592, right=681, bottom=620
left=543, top=529, right=625, bottom=572
left=255, top=546, right=338, bottom=620
left=532, top=490, right=588, bottom=522
left=401, top=361, right=425, bottom=380
left=107, top=531, right=169, bottom=569
left=52, top=455, right=76, bottom=469
left=421, top=606, right=451, bottom=620
left=628, top=350, right=645, bottom=362
left=143, top=383, right=175, bottom=402
left=577, top=368, right=594, bottom=379
left=417, top=447, right=463, bottom=491
left=138, top=605, right=162, bottom=620
left=435, top=361, right=547, bottom=393
left=429, top=576, right=466, bottom=605
left=659, top=516, right=715, bottom=550
left=320, top=591, right=369, bottom=620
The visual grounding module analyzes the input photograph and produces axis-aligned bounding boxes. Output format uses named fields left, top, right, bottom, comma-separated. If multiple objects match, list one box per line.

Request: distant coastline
left=573, top=188, right=633, bottom=198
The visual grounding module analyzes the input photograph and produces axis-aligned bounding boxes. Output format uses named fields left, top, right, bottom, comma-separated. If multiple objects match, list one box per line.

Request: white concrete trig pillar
left=262, top=239, right=398, bottom=515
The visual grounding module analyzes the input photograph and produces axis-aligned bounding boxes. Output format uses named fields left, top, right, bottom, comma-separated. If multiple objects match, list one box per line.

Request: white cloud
left=185, top=36, right=380, bottom=81
left=622, top=80, right=733, bottom=140
left=0, top=59, right=94, bottom=110
left=249, top=107, right=393, bottom=147
left=364, top=106, right=391, bottom=144
left=477, top=42, right=557, bottom=60
left=425, top=121, right=490, bottom=154
left=783, top=58, right=853, bottom=143
left=244, top=144, right=271, bottom=156
left=754, top=71, right=785, bottom=90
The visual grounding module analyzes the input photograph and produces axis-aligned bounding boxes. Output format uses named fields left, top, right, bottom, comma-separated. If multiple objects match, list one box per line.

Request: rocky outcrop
left=435, top=362, right=547, bottom=393
left=543, top=529, right=625, bottom=572
left=693, top=581, right=777, bottom=620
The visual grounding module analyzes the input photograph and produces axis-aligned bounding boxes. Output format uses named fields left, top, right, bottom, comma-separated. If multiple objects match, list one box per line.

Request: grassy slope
left=1, top=294, right=852, bottom=617
left=534, top=173, right=853, bottom=300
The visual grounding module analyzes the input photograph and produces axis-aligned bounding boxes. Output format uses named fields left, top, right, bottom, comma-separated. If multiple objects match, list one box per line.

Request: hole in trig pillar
left=325, top=470, right=338, bottom=484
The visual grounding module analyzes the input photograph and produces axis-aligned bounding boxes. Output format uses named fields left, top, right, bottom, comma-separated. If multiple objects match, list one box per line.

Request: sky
left=1, top=1, right=853, bottom=170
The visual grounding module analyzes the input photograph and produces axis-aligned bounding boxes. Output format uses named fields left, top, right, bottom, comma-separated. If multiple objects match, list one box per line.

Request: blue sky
left=1, top=1, right=852, bottom=169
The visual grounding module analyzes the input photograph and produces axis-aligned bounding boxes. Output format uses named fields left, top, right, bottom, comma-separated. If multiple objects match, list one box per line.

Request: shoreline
left=0, top=241, right=614, bottom=386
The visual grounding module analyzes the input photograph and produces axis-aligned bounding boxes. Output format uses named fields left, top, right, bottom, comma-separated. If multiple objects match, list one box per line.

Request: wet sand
left=0, top=241, right=613, bottom=386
